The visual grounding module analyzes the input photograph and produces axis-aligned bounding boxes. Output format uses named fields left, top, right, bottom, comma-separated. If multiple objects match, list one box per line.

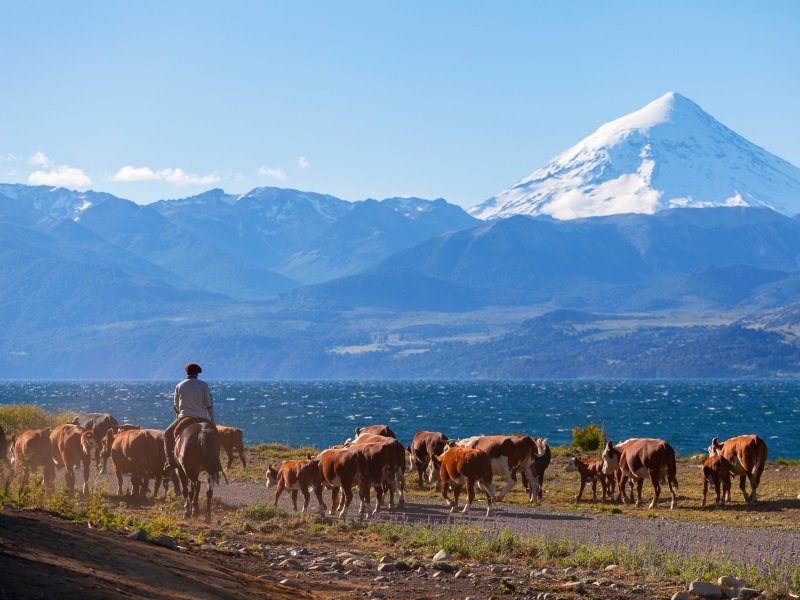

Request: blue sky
left=1, top=1, right=798, bottom=207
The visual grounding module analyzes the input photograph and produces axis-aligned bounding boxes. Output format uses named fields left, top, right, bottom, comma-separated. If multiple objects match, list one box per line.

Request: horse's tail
left=199, top=424, right=226, bottom=485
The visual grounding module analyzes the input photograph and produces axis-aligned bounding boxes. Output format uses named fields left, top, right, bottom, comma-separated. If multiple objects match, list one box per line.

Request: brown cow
left=0, top=424, right=11, bottom=487
left=355, top=424, right=396, bottom=439
left=50, top=424, right=95, bottom=495
left=72, top=413, right=119, bottom=473
left=602, top=438, right=679, bottom=509
left=10, top=428, right=55, bottom=492
left=216, top=425, right=247, bottom=470
left=408, top=431, right=449, bottom=486
left=708, top=435, right=768, bottom=504
left=565, top=456, right=614, bottom=502
left=102, top=429, right=179, bottom=498
left=434, top=446, right=495, bottom=516
left=316, top=447, right=371, bottom=518
left=266, top=460, right=327, bottom=516
left=173, top=420, right=227, bottom=521
left=701, top=454, right=733, bottom=508
left=347, top=433, right=406, bottom=511
left=453, top=435, right=545, bottom=502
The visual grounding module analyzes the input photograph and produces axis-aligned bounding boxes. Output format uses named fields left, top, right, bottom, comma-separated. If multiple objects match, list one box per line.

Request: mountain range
left=2, top=92, right=800, bottom=378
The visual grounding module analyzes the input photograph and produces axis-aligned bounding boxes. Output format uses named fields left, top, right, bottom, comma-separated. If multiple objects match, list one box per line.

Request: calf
left=408, top=431, right=449, bottom=486
left=266, top=459, right=327, bottom=516
left=708, top=435, right=767, bottom=504
left=102, top=429, right=179, bottom=498
left=10, top=428, right=55, bottom=493
left=216, top=425, right=247, bottom=470
left=602, top=438, right=679, bottom=509
left=316, top=447, right=371, bottom=518
left=565, top=456, right=613, bottom=502
left=701, top=454, right=733, bottom=508
left=50, top=424, right=96, bottom=495
left=355, top=424, right=396, bottom=439
left=456, top=435, right=545, bottom=502
left=72, top=413, right=119, bottom=473
left=434, top=446, right=495, bottom=516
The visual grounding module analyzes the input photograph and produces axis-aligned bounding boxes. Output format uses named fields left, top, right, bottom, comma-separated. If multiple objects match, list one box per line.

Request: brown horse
left=173, top=419, right=227, bottom=521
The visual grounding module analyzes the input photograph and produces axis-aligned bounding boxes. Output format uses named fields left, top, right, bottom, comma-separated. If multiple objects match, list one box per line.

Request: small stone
left=604, top=564, right=619, bottom=571
left=200, top=544, right=215, bottom=550
left=368, top=592, right=385, bottom=600
left=737, top=589, right=761, bottom=600
left=396, top=560, right=413, bottom=572
left=278, top=558, right=302, bottom=569
left=127, top=529, right=148, bottom=541
left=689, top=580, right=725, bottom=598
left=670, top=592, right=690, bottom=600
left=374, top=575, right=390, bottom=582
left=279, top=579, right=301, bottom=588
left=337, top=551, right=357, bottom=559
left=540, top=567, right=558, bottom=576
left=562, top=581, right=585, bottom=592
left=152, top=535, right=177, bottom=550
left=307, top=565, right=324, bottom=571
left=432, top=571, right=443, bottom=579
left=323, top=571, right=344, bottom=579
left=377, top=562, right=397, bottom=573
left=290, top=547, right=309, bottom=556
left=465, top=597, right=478, bottom=600
left=329, top=561, right=343, bottom=571
left=342, top=557, right=354, bottom=565
left=490, top=565, right=504, bottom=574
left=416, top=566, right=425, bottom=573
left=432, top=561, right=457, bottom=573
left=563, top=566, right=576, bottom=574
left=631, top=587, right=646, bottom=594
left=433, top=549, right=453, bottom=561
left=379, top=555, right=393, bottom=564
left=258, top=574, right=277, bottom=582
left=352, top=560, right=369, bottom=569
left=718, top=576, right=746, bottom=589
left=454, top=570, right=467, bottom=578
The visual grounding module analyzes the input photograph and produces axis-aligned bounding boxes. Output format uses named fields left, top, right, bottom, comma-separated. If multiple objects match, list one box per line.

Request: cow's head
left=707, top=437, right=723, bottom=457
left=265, top=464, right=279, bottom=490
left=601, top=441, right=620, bottom=475
left=72, top=415, right=81, bottom=425
left=100, top=429, right=115, bottom=462
left=534, top=438, right=549, bottom=457
left=117, top=424, right=141, bottom=432
left=565, top=456, right=581, bottom=473
left=425, top=453, right=443, bottom=484
left=80, top=429, right=97, bottom=458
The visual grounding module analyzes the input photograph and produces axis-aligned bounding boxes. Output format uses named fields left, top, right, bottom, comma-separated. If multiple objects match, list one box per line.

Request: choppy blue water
left=1, top=380, right=798, bottom=457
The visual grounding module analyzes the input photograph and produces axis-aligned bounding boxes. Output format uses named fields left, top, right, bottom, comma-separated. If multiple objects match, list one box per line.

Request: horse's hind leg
left=206, top=475, right=214, bottom=522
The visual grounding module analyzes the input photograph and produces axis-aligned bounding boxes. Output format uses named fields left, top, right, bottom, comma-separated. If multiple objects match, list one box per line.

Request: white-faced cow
left=434, top=445, right=495, bottom=516
left=452, top=435, right=546, bottom=502
left=602, top=438, right=679, bottom=509
left=708, top=435, right=767, bottom=504
left=408, top=431, right=449, bottom=487
left=315, top=447, right=371, bottom=518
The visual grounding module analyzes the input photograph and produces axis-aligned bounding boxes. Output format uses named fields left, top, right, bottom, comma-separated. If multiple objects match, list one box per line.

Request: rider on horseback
left=163, top=363, right=215, bottom=471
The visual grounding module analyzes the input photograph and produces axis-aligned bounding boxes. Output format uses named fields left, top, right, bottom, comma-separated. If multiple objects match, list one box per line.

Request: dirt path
left=0, top=509, right=309, bottom=599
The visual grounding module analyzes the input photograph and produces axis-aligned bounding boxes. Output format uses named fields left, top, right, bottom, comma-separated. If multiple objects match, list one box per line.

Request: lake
left=1, top=380, right=798, bottom=457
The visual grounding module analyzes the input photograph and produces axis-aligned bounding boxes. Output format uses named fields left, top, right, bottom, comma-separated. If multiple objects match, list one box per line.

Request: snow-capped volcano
left=470, top=92, right=800, bottom=220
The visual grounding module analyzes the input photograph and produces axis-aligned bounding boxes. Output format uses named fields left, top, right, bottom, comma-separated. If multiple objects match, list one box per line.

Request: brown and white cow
left=435, top=446, right=495, bottom=516
left=102, top=429, right=179, bottom=498
left=565, top=456, right=614, bottom=502
left=216, top=425, right=247, bottom=470
left=450, top=435, right=545, bottom=502
left=602, top=438, right=679, bottom=509
left=50, top=424, right=96, bottom=495
left=708, top=435, right=767, bottom=504
left=355, top=424, right=397, bottom=439
left=408, top=431, right=449, bottom=487
left=316, top=447, right=371, bottom=518
left=701, top=454, right=733, bottom=508
left=10, top=428, right=55, bottom=492
left=346, top=433, right=406, bottom=513
left=266, top=459, right=327, bottom=516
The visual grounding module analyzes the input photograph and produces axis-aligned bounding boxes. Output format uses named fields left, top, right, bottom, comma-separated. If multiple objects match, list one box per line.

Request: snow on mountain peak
left=470, top=93, right=800, bottom=220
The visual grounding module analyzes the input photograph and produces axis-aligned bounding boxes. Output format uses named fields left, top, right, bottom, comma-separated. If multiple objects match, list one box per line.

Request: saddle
left=173, top=416, right=211, bottom=438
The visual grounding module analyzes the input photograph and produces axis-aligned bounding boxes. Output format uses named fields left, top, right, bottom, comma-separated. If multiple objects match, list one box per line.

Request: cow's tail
left=752, top=436, right=767, bottom=488
left=199, top=426, right=227, bottom=486
left=668, top=446, right=679, bottom=490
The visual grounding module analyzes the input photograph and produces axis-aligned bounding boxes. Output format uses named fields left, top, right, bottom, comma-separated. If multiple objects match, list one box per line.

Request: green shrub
left=570, top=423, right=607, bottom=452
left=0, top=404, right=72, bottom=436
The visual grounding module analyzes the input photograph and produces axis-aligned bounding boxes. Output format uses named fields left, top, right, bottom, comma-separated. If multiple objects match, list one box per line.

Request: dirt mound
left=0, top=509, right=311, bottom=599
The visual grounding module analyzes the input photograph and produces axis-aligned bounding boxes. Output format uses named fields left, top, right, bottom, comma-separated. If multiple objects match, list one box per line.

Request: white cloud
left=298, top=156, right=310, bottom=169
left=28, top=165, right=92, bottom=188
left=110, top=165, right=221, bottom=186
left=0, top=153, right=22, bottom=162
left=29, top=151, right=51, bottom=167
left=257, top=166, right=286, bottom=181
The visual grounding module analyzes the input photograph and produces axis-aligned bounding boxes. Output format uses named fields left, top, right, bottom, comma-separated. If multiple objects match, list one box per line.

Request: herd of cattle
left=0, top=414, right=770, bottom=523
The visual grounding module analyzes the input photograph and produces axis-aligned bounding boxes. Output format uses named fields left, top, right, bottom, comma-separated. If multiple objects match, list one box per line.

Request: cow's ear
left=711, top=436, right=719, bottom=445
left=605, top=441, right=614, bottom=450
left=306, top=453, right=313, bottom=460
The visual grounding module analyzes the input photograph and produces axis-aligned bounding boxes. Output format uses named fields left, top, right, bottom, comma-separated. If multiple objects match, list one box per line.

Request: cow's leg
left=721, top=476, right=730, bottom=506
left=338, top=484, right=354, bottom=519
left=476, top=480, right=494, bottom=516
left=177, top=470, right=191, bottom=518
left=329, top=487, right=339, bottom=515
left=371, top=483, right=385, bottom=517
left=81, top=455, right=91, bottom=496
left=635, top=478, right=645, bottom=507
left=61, top=453, right=75, bottom=494
left=193, top=480, right=201, bottom=516
left=238, top=446, right=247, bottom=470
left=450, top=484, right=461, bottom=514
left=738, top=474, right=750, bottom=503
left=648, top=469, right=661, bottom=509
left=416, top=461, right=425, bottom=487
left=576, top=478, right=586, bottom=502
left=496, top=461, right=515, bottom=501
left=599, top=476, right=608, bottom=502
left=290, top=489, right=299, bottom=512
left=714, top=477, right=723, bottom=507
left=225, top=447, right=234, bottom=471
left=462, top=479, right=475, bottom=514
left=396, top=466, right=405, bottom=507
left=313, top=484, right=327, bottom=516
left=618, top=474, right=629, bottom=504
left=43, top=462, right=55, bottom=496
left=300, top=487, right=311, bottom=513
left=114, top=466, right=124, bottom=496
left=205, top=474, right=214, bottom=523
left=747, top=473, right=758, bottom=503
left=441, top=478, right=453, bottom=508
left=272, top=479, right=285, bottom=507
left=701, top=477, right=709, bottom=508
left=522, top=464, right=538, bottom=502
left=591, top=478, right=598, bottom=502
